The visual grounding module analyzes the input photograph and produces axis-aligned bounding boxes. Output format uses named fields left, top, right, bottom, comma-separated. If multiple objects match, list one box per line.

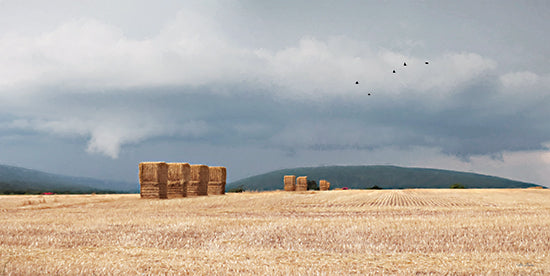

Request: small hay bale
left=296, top=176, right=308, bottom=192
left=208, top=166, right=227, bottom=195
left=209, top=166, right=227, bottom=182
left=208, top=181, right=225, bottom=195
left=139, top=162, right=168, bottom=199
left=167, top=163, right=190, bottom=198
left=319, top=180, right=330, bottom=191
left=188, top=164, right=209, bottom=196
left=284, top=175, right=296, bottom=191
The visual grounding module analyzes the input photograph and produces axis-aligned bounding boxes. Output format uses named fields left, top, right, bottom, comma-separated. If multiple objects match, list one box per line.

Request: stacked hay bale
left=284, top=175, right=296, bottom=191
left=188, top=164, right=209, bottom=196
left=167, top=163, right=190, bottom=198
left=319, top=180, right=330, bottom=191
left=296, top=176, right=308, bottom=192
left=208, top=166, right=227, bottom=195
left=139, top=162, right=168, bottom=199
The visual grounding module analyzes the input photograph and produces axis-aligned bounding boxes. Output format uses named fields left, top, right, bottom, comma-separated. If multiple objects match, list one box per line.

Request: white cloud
left=6, top=115, right=160, bottom=159
left=255, top=38, right=498, bottom=100
left=1, top=13, right=499, bottom=100
left=500, top=71, right=539, bottom=88
left=0, top=5, right=543, bottom=162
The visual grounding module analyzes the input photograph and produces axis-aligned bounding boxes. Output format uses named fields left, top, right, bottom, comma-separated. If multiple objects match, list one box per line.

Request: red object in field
left=342, top=187, right=348, bottom=190
left=42, top=192, right=55, bottom=195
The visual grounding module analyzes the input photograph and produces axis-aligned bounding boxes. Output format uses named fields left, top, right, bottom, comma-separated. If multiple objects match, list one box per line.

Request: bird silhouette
left=404, top=62, right=407, bottom=66
left=393, top=70, right=396, bottom=73
left=425, top=61, right=429, bottom=64
left=355, top=81, right=359, bottom=84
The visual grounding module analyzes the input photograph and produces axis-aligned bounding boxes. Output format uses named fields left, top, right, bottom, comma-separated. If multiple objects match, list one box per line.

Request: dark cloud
left=0, top=1, right=549, bottom=185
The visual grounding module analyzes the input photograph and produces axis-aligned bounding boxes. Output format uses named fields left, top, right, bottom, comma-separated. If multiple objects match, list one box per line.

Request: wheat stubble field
left=1, top=189, right=549, bottom=275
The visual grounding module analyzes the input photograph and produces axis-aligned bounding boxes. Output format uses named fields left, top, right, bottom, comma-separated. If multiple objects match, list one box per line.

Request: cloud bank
left=0, top=1, right=549, bottom=186
left=2, top=12, right=548, bottom=158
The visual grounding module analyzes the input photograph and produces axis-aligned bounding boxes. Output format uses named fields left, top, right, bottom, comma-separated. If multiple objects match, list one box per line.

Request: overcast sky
left=1, top=0, right=549, bottom=187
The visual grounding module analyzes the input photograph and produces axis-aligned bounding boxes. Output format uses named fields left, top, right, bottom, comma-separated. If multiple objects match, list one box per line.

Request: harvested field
left=1, top=189, right=550, bottom=275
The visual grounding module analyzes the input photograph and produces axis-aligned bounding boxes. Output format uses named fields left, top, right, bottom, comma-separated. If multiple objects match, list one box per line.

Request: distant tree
left=450, top=183, right=466, bottom=189
left=227, top=186, right=245, bottom=193
left=307, top=180, right=319, bottom=190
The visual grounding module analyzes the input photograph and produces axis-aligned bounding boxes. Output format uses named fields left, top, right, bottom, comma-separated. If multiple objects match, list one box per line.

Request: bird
left=368, top=93, right=371, bottom=96
left=393, top=70, right=396, bottom=73
left=425, top=61, right=429, bottom=64
left=403, top=62, right=407, bottom=66
left=355, top=81, right=359, bottom=84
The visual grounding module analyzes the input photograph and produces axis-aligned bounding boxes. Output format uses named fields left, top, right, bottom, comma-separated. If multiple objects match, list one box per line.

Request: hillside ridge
left=227, top=165, right=539, bottom=191
left=0, top=164, right=137, bottom=194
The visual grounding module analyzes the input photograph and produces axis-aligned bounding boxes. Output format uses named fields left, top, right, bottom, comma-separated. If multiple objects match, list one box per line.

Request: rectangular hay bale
left=284, top=175, right=296, bottom=191
left=208, top=181, right=226, bottom=195
left=188, top=164, right=209, bottom=196
left=167, top=163, right=190, bottom=198
left=209, top=166, right=227, bottom=182
left=319, top=179, right=330, bottom=191
left=208, top=166, right=227, bottom=195
left=139, top=162, right=168, bottom=199
left=296, top=176, right=308, bottom=192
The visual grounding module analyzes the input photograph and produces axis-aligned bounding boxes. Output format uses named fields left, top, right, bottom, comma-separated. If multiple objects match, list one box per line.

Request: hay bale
left=208, top=166, right=227, bottom=195
left=167, top=163, right=190, bottom=198
left=319, top=180, right=330, bottom=191
left=208, top=181, right=225, bottom=195
left=188, top=164, right=209, bottom=196
left=209, top=166, right=227, bottom=182
left=139, top=162, right=168, bottom=199
left=296, top=176, right=308, bottom=192
left=284, top=175, right=296, bottom=191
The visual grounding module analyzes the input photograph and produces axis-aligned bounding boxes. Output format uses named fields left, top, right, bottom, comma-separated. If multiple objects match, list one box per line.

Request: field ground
left=1, top=189, right=549, bottom=275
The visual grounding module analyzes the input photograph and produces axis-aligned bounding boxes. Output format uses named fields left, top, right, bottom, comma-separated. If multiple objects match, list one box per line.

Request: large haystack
left=139, top=162, right=168, bottom=199
left=319, top=180, right=330, bottom=191
left=167, top=163, right=190, bottom=198
left=188, top=164, right=209, bottom=196
left=284, top=175, right=296, bottom=191
left=296, top=176, right=308, bottom=192
left=208, top=166, right=227, bottom=195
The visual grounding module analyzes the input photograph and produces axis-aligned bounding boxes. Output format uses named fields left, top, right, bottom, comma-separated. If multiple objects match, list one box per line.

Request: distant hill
left=0, top=164, right=138, bottom=194
left=227, top=165, right=540, bottom=191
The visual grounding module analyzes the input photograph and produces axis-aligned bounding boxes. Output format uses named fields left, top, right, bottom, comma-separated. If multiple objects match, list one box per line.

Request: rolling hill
left=227, top=165, right=540, bottom=191
left=0, top=164, right=137, bottom=194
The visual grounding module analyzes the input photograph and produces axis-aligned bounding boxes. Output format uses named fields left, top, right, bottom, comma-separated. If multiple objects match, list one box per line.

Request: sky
left=1, top=0, right=549, bottom=187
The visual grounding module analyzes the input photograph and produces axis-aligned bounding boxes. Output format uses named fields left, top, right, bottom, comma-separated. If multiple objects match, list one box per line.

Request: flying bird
left=355, top=81, right=359, bottom=84
left=425, top=61, right=429, bottom=64
left=393, top=70, right=396, bottom=73
left=403, top=62, right=407, bottom=66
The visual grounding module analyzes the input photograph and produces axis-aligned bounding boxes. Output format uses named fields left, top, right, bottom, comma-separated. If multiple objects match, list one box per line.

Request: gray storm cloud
left=0, top=10, right=548, bottom=159
left=0, top=0, right=549, bottom=190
